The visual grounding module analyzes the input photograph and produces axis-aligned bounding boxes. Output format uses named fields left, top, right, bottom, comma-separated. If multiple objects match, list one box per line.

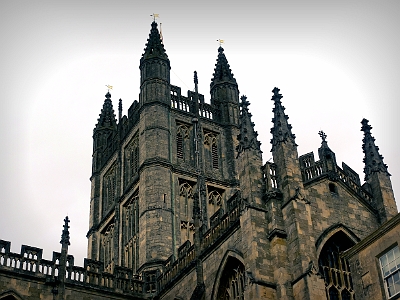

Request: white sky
left=0, top=0, right=399, bottom=265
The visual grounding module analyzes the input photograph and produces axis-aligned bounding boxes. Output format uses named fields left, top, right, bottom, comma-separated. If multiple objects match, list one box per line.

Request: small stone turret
left=317, top=130, right=337, bottom=172
left=210, top=46, right=239, bottom=125
left=361, top=118, right=397, bottom=222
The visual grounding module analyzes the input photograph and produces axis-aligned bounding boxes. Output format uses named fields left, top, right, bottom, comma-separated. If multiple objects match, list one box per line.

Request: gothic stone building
left=0, top=21, right=399, bottom=300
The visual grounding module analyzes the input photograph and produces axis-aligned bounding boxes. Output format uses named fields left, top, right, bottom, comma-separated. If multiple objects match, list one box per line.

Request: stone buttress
left=236, top=95, right=275, bottom=298
left=88, top=91, right=118, bottom=260
left=269, top=88, right=325, bottom=299
left=361, top=118, right=397, bottom=223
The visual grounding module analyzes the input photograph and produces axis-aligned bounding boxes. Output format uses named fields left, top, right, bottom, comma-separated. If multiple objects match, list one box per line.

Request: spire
left=60, top=216, right=70, bottom=246
left=236, top=95, right=261, bottom=156
left=270, top=87, right=297, bottom=151
left=95, top=92, right=117, bottom=130
left=210, top=46, right=237, bottom=89
left=141, top=22, right=168, bottom=62
left=361, top=118, right=390, bottom=181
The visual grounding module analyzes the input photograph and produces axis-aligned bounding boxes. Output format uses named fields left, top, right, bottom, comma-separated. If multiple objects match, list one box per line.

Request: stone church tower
left=1, top=21, right=397, bottom=300
left=84, top=21, right=398, bottom=299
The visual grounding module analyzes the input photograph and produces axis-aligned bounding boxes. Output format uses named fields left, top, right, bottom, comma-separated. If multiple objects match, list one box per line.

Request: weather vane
left=318, top=130, right=327, bottom=142
left=216, top=39, right=224, bottom=47
left=105, top=85, right=113, bottom=92
left=150, top=13, right=159, bottom=22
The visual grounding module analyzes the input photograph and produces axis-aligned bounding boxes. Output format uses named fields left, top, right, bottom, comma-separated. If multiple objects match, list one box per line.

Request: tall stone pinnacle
left=95, top=92, right=117, bottom=130
left=236, top=95, right=261, bottom=156
left=361, top=118, right=390, bottom=181
left=270, top=87, right=297, bottom=151
left=141, top=22, right=168, bottom=62
left=60, top=216, right=70, bottom=246
left=210, top=46, right=237, bottom=89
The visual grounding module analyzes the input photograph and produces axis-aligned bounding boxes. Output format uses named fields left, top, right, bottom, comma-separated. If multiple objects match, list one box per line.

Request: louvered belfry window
left=212, top=143, right=219, bottom=169
left=177, top=133, right=184, bottom=159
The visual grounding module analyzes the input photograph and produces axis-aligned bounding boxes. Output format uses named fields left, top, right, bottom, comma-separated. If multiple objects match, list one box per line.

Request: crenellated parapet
left=298, top=152, right=374, bottom=205
left=170, top=84, right=221, bottom=121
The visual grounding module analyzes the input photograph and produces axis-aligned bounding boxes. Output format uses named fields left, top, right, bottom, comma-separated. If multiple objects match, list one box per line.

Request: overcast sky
left=0, top=0, right=399, bottom=265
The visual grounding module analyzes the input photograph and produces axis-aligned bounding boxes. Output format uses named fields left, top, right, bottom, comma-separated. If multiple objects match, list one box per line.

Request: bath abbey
left=1, top=21, right=399, bottom=300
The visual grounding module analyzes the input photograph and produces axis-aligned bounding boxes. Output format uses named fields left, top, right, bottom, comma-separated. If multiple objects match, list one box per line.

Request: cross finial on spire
left=318, top=130, right=327, bottom=142
left=216, top=39, right=224, bottom=47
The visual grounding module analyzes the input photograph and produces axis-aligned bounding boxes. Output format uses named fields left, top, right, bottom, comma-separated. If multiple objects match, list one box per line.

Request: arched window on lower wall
left=318, top=231, right=356, bottom=300
left=216, top=256, right=245, bottom=300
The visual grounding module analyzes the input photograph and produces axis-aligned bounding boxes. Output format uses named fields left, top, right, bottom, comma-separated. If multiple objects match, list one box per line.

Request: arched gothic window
left=101, top=223, right=115, bottom=273
left=179, top=181, right=195, bottom=245
left=207, top=189, right=223, bottom=224
left=123, top=192, right=139, bottom=270
left=103, top=164, right=117, bottom=214
left=204, top=132, right=219, bottom=169
left=318, top=231, right=356, bottom=300
left=216, top=257, right=245, bottom=300
left=124, top=135, right=139, bottom=188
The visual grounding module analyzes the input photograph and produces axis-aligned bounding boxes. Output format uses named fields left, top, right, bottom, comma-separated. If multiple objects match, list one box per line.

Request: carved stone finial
left=361, top=118, right=390, bottom=180
left=270, top=87, right=297, bottom=151
left=194, top=71, right=198, bottom=85
left=271, top=87, right=283, bottom=103
left=318, top=130, right=327, bottom=142
left=60, top=216, right=70, bottom=246
left=236, top=95, right=261, bottom=156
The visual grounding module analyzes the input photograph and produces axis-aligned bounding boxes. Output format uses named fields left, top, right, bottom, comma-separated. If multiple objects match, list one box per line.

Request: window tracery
left=318, top=231, right=356, bottom=300
left=216, top=257, right=245, bottom=300
left=124, top=135, right=139, bottom=188
left=204, top=132, right=219, bottom=169
left=102, top=164, right=117, bottom=214
left=207, top=189, right=223, bottom=223
left=123, top=192, right=139, bottom=270
left=101, top=223, right=115, bottom=273
left=179, top=181, right=195, bottom=245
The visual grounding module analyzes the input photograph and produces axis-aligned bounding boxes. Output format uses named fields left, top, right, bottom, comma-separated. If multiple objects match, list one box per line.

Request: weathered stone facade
left=343, top=213, right=400, bottom=299
left=0, top=21, right=399, bottom=300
